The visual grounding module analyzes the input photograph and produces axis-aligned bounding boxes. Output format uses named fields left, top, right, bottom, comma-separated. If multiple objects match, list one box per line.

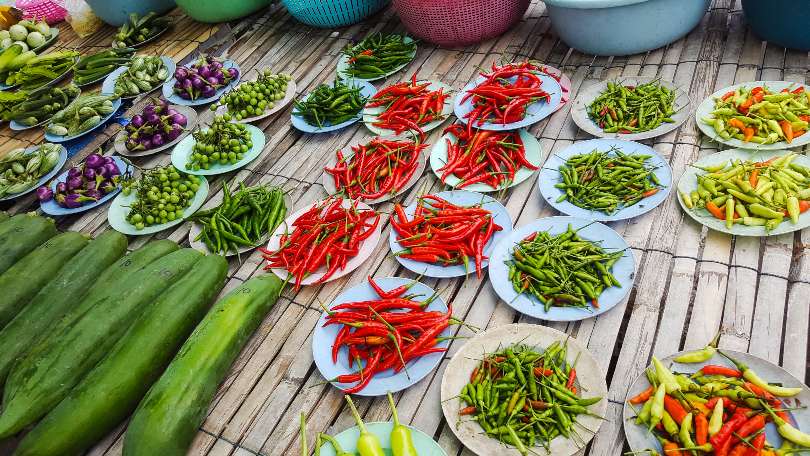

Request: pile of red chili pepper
left=324, top=137, right=427, bottom=201
left=260, top=198, right=380, bottom=290
left=461, top=60, right=551, bottom=126
left=391, top=194, right=502, bottom=278
left=439, top=123, right=538, bottom=190
left=366, top=73, right=450, bottom=136
left=324, top=276, right=451, bottom=393
left=627, top=344, right=810, bottom=456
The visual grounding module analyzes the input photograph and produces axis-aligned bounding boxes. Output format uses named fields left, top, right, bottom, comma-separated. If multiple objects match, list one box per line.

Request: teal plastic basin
left=85, top=0, right=176, bottom=26
left=543, top=0, right=709, bottom=56
left=176, top=0, right=270, bottom=23
left=742, top=0, right=810, bottom=51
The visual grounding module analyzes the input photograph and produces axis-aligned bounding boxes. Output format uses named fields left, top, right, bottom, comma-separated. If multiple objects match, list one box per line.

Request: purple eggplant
left=55, top=181, right=67, bottom=194
left=104, top=162, right=120, bottom=177
left=66, top=176, right=83, bottom=191
left=191, top=77, right=204, bottom=90
left=83, top=167, right=96, bottom=180
left=144, top=112, right=160, bottom=125
left=36, top=186, right=53, bottom=202
left=85, top=153, right=104, bottom=169
left=131, top=114, right=145, bottom=128
left=201, top=85, right=216, bottom=99
left=85, top=189, right=102, bottom=200
left=67, top=167, right=82, bottom=179
left=151, top=133, right=165, bottom=147
left=228, top=68, right=239, bottom=79
left=174, top=67, right=188, bottom=80
left=172, top=112, right=187, bottom=126
left=199, top=66, right=211, bottom=79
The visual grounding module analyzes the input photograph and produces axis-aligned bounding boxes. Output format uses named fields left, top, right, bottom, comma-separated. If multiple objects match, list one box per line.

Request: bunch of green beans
left=587, top=80, right=676, bottom=133
left=555, top=147, right=663, bottom=214
left=458, top=343, right=602, bottom=455
left=340, top=33, right=416, bottom=79
left=190, top=183, right=286, bottom=255
left=508, top=225, right=623, bottom=311
left=292, top=79, right=367, bottom=128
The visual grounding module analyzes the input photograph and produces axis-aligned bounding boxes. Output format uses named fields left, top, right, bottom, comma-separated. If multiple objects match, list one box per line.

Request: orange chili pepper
left=629, top=386, right=655, bottom=404
left=780, top=120, right=794, bottom=143
left=721, top=91, right=735, bottom=101
left=728, top=118, right=746, bottom=130
left=799, top=200, right=810, bottom=213
left=663, top=441, right=683, bottom=456
left=663, top=395, right=688, bottom=425
left=642, top=188, right=659, bottom=198
left=737, top=97, right=754, bottom=114
left=794, top=129, right=806, bottom=138
left=705, top=201, right=726, bottom=220
left=743, top=126, right=755, bottom=142
left=695, top=412, right=709, bottom=445
left=749, top=168, right=759, bottom=188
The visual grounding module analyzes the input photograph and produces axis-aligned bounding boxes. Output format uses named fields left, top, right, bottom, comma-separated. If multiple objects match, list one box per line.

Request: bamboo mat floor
left=1, top=1, right=808, bottom=455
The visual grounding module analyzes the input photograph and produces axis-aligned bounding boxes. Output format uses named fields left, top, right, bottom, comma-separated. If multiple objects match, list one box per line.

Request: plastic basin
left=176, top=0, right=270, bottom=23
left=85, top=0, right=176, bottom=26
left=281, top=0, right=389, bottom=28
left=742, top=0, right=810, bottom=51
left=543, top=0, right=709, bottom=56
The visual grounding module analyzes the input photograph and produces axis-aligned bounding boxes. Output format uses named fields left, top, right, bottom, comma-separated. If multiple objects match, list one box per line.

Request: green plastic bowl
left=176, top=0, right=270, bottom=22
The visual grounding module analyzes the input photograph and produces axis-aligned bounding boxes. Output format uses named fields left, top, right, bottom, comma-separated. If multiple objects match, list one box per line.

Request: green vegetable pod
left=0, top=212, right=8, bottom=224
left=0, top=231, right=88, bottom=330
left=0, top=231, right=127, bottom=384
left=14, top=254, right=228, bottom=456
left=123, top=274, right=284, bottom=456
left=0, top=213, right=57, bottom=274
left=0, top=247, right=200, bottom=439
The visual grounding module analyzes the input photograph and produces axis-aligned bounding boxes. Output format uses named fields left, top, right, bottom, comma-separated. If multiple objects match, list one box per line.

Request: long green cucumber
left=0, top=231, right=127, bottom=385
left=0, top=212, right=7, bottom=224
left=14, top=254, right=228, bottom=456
left=0, top=248, right=201, bottom=438
left=0, top=214, right=57, bottom=274
left=123, top=274, right=284, bottom=456
left=0, top=231, right=88, bottom=330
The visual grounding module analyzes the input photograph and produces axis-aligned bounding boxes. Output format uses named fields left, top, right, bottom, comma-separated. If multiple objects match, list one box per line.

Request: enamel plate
left=362, top=80, right=453, bottom=136
left=389, top=190, right=513, bottom=278
left=113, top=105, right=198, bottom=158
left=215, top=78, right=297, bottom=123
left=44, top=97, right=122, bottom=143
left=10, top=87, right=81, bottom=131
left=318, top=422, right=446, bottom=456
left=162, top=59, right=241, bottom=106
left=571, top=77, right=691, bottom=141
left=441, top=323, right=607, bottom=456
left=695, top=80, right=810, bottom=150
left=265, top=198, right=381, bottom=285
left=454, top=72, right=562, bottom=131
left=538, top=138, right=672, bottom=221
left=291, top=78, right=376, bottom=133
left=677, top=148, right=810, bottom=236
left=0, top=144, right=67, bottom=202
left=101, top=56, right=175, bottom=100
left=107, top=176, right=209, bottom=235
left=488, top=216, right=635, bottom=321
left=40, top=155, right=131, bottom=215
left=623, top=349, right=810, bottom=454
left=429, top=128, right=542, bottom=192
left=336, top=36, right=417, bottom=82
left=312, top=277, right=450, bottom=396
left=171, top=124, right=266, bottom=176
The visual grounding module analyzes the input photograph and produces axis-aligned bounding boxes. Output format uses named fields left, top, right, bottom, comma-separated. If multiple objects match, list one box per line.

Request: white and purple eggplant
left=37, top=152, right=125, bottom=209
left=124, top=99, right=188, bottom=152
left=172, top=55, right=239, bottom=101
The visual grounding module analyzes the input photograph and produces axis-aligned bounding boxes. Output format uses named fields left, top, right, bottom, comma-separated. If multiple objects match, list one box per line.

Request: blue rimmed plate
left=101, top=56, right=175, bottom=100
left=538, top=138, right=672, bottom=221
left=0, top=144, right=67, bottom=202
left=312, top=277, right=450, bottom=396
left=40, top=156, right=131, bottom=215
left=318, top=421, right=446, bottom=456
left=389, top=190, right=513, bottom=278
left=44, top=97, right=122, bottom=143
left=488, top=216, right=635, bottom=321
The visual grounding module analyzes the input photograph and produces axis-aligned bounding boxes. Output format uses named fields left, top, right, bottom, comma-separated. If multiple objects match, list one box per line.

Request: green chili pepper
left=344, top=395, right=385, bottom=456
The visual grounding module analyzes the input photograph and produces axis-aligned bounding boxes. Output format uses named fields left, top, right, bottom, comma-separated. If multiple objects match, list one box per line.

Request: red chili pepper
left=700, top=365, right=742, bottom=377
left=565, top=368, right=577, bottom=391
left=695, top=412, right=709, bottom=445
left=709, top=412, right=747, bottom=453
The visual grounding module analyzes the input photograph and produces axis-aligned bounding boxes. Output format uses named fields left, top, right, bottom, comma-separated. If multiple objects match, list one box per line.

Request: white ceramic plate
left=623, top=349, right=810, bottom=454
left=695, top=80, right=810, bottom=150
left=215, top=78, right=297, bottom=123
left=336, top=36, right=417, bottom=82
left=571, top=77, right=691, bottom=141
left=429, top=128, right=542, bottom=192
left=676, top=148, right=810, bottom=236
left=321, top=136, right=427, bottom=204
left=264, top=199, right=381, bottom=286
left=113, top=105, right=198, bottom=157
left=362, top=80, right=453, bottom=136
left=441, top=323, right=607, bottom=456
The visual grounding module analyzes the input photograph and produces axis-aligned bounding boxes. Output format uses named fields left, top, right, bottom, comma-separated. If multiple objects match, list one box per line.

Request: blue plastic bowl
left=542, top=0, right=709, bottom=56
left=742, top=0, right=810, bottom=51
left=86, top=0, right=176, bottom=26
